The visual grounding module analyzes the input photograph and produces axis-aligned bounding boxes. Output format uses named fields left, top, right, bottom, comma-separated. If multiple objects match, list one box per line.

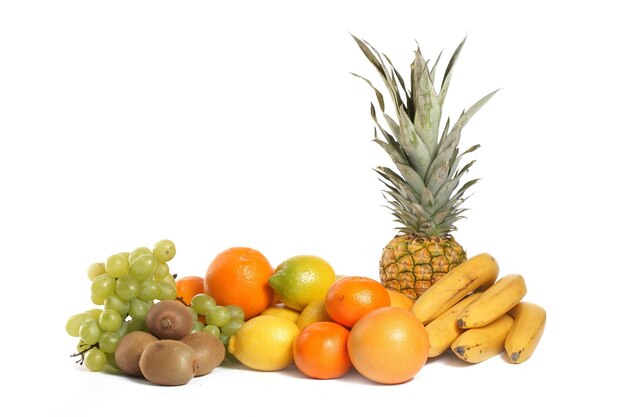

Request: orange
left=205, top=247, right=274, bottom=320
left=386, top=288, right=414, bottom=310
left=175, top=275, right=205, bottom=305
left=325, top=276, right=391, bottom=328
left=347, top=307, right=429, bottom=384
left=293, top=321, right=352, bottom=379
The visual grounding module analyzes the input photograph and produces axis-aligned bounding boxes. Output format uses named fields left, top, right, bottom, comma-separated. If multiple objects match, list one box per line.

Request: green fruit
left=268, top=255, right=335, bottom=311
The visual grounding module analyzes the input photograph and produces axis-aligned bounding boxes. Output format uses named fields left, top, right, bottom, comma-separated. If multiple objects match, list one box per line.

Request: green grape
left=84, top=308, right=103, bottom=320
left=153, top=272, right=175, bottom=286
left=153, top=239, right=176, bottom=263
left=99, top=309, right=122, bottom=331
left=190, top=294, right=216, bottom=315
left=129, top=254, right=157, bottom=281
left=219, top=333, right=231, bottom=345
left=127, top=318, right=146, bottom=332
left=91, top=274, right=116, bottom=297
left=66, top=313, right=93, bottom=337
left=129, top=299, right=150, bottom=320
left=84, top=347, right=107, bottom=371
left=106, top=253, right=129, bottom=278
left=118, top=251, right=131, bottom=261
left=226, top=305, right=245, bottom=322
left=106, top=352, right=119, bottom=370
left=157, top=282, right=177, bottom=300
left=91, top=293, right=106, bottom=305
left=129, top=247, right=152, bottom=263
left=87, top=262, right=106, bottom=281
left=138, top=279, right=160, bottom=301
left=202, top=324, right=220, bottom=338
left=220, top=319, right=244, bottom=337
left=191, top=321, right=205, bottom=333
left=79, top=319, right=102, bottom=345
left=104, top=294, right=130, bottom=316
left=116, top=275, right=139, bottom=301
left=205, top=305, right=231, bottom=327
left=98, top=331, right=120, bottom=353
left=76, top=340, right=91, bottom=353
left=154, top=262, right=169, bottom=279
left=189, top=307, right=198, bottom=322
left=156, top=273, right=176, bottom=287
left=115, top=321, right=130, bottom=339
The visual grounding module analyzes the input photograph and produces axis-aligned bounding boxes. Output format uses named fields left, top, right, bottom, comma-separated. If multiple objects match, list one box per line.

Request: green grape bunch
left=66, top=239, right=178, bottom=371
left=184, top=293, right=245, bottom=347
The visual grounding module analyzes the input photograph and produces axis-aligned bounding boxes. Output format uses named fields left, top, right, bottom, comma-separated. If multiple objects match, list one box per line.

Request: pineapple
left=352, top=35, right=497, bottom=300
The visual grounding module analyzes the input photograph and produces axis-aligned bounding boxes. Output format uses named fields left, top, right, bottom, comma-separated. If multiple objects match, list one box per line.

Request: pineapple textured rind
left=380, top=235, right=466, bottom=300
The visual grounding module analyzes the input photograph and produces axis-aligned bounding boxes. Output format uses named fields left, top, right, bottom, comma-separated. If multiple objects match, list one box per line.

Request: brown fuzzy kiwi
left=181, top=332, right=225, bottom=376
left=145, top=300, right=193, bottom=340
left=139, top=339, right=198, bottom=386
left=114, top=331, right=158, bottom=377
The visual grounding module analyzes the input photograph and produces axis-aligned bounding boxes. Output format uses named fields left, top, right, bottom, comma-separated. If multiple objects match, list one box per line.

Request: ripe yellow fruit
left=227, top=315, right=300, bottom=371
left=260, top=305, right=301, bottom=323
left=296, top=299, right=332, bottom=330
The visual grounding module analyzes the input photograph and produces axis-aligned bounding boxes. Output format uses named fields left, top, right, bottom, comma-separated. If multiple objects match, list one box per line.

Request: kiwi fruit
left=114, top=331, right=158, bottom=377
left=181, top=332, right=225, bottom=376
left=139, top=339, right=198, bottom=386
left=145, top=300, right=193, bottom=340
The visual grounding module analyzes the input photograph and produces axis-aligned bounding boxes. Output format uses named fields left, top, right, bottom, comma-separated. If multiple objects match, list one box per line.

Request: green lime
left=268, top=255, right=335, bottom=311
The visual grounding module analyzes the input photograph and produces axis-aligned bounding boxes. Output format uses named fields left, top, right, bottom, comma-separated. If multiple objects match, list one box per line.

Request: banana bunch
left=412, top=253, right=546, bottom=364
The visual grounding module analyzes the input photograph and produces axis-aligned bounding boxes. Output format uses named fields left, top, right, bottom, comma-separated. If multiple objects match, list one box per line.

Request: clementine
left=293, top=321, right=352, bottom=379
left=175, top=275, right=205, bottom=305
left=347, top=307, right=429, bottom=384
left=204, top=247, right=274, bottom=320
left=386, top=288, right=414, bottom=310
left=325, top=276, right=391, bottom=328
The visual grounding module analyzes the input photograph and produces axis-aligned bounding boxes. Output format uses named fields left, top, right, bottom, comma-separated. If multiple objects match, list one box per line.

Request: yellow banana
left=457, top=274, right=527, bottom=329
left=504, top=302, right=546, bottom=364
left=411, top=253, right=499, bottom=324
left=425, top=292, right=481, bottom=357
left=451, top=314, right=514, bottom=363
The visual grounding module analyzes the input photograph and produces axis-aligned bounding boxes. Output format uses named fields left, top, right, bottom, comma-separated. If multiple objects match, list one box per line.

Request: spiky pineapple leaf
left=397, top=110, right=431, bottom=179
left=352, top=35, right=404, bottom=112
left=449, top=144, right=480, bottom=179
left=440, top=36, right=466, bottom=107
left=384, top=54, right=410, bottom=109
left=352, top=73, right=386, bottom=112
left=425, top=160, right=450, bottom=197
left=429, top=49, right=443, bottom=83
left=434, top=160, right=476, bottom=209
left=440, top=89, right=499, bottom=153
left=414, top=63, right=441, bottom=157
left=376, top=165, right=425, bottom=199
left=383, top=114, right=401, bottom=142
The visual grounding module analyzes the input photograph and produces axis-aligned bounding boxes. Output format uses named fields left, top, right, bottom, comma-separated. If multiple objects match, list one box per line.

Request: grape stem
left=175, top=296, right=190, bottom=307
left=70, top=343, right=98, bottom=365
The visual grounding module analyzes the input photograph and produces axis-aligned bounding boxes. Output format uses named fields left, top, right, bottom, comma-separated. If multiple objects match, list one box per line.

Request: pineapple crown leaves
left=351, top=34, right=498, bottom=236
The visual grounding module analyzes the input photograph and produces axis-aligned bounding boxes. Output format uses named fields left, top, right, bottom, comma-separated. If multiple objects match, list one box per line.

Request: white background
left=1, top=0, right=624, bottom=415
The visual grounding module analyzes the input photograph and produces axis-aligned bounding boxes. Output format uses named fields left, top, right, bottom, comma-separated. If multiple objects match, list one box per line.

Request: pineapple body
left=380, top=235, right=466, bottom=300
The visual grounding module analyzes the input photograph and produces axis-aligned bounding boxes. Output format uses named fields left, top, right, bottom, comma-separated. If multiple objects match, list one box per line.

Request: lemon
left=268, top=255, right=335, bottom=311
left=296, top=299, right=332, bottom=330
left=260, top=305, right=301, bottom=322
left=227, top=315, right=300, bottom=371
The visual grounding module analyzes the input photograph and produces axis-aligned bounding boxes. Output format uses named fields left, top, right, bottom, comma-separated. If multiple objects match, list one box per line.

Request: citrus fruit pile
left=203, top=246, right=430, bottom=385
